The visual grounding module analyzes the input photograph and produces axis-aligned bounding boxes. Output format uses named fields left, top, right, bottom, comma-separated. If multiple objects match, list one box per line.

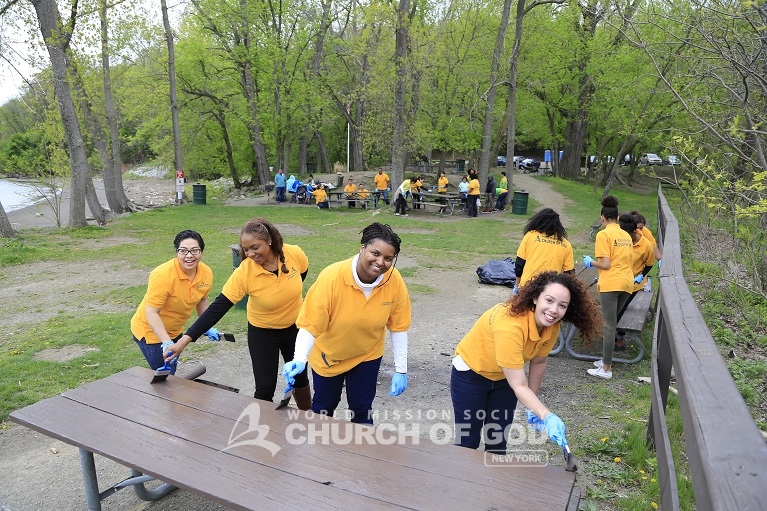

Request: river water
left=0, top=178, right=47, bottom=212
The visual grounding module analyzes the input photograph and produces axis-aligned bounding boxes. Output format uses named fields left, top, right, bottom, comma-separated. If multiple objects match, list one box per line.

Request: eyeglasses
left=177, top=248, right=202, bottom=256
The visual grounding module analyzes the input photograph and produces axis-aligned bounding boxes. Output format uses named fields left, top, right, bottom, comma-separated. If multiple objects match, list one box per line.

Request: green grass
left=2, top=178, right=695, bottom=509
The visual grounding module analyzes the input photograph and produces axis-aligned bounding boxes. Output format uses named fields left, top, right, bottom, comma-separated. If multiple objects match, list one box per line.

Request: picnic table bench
left=10, top=366, right=579, bottom=511
left=409, top=191, right=463, bottom=216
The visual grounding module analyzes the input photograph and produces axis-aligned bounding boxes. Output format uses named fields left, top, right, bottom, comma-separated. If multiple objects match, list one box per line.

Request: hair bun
left=601, top=196, right=618, bottom=208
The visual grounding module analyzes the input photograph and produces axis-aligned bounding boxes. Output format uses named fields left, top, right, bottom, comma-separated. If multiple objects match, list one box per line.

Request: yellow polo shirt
left=131, top=258, right=213, bottom=344
left=311, top=188, right=328, bottom=204
left=438, top=176, right=449, bottom=193
left=455, top=306, right=559, bottom=381
left=595, top=223, right=634, bottom=293
left=631, top=235, right=656, bottom=292
left=499, top=176, right=508, bottom=190
left=297, top=257, right=412, bottom=377
left=221, top=244, right=309, bottom=329
left=374, top=173, right=390, bottom=191
left=468, top=178, right=480, bottom=196
left=641, top=226, right=658, bottom=247
left=344, top=183, right=357, bottom=194
left=358, top=188, right=369, bottom=200
left=516, top=230, right=575, bottom=287
left=410, top=179, right=422, bottom=192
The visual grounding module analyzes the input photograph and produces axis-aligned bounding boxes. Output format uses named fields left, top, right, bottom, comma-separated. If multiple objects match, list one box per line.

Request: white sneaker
left=395, top=213, right=400, bottom=216
left=403, top=214, right=408, bottom=217
left=593, top=359, right=603, bottom=368
left=587, top=366, right=612, bottom=379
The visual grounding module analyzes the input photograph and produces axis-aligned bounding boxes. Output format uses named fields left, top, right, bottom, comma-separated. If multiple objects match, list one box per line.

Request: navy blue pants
left=275, top=186, right=286, bottom=202
left=134, top=335, right=179, bottom=375
left=311, top=357, right=382, bottom=425
left=450, top=366, right=517, bottom=453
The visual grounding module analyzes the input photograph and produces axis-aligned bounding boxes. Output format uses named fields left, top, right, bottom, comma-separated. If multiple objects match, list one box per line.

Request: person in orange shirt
left=311, top=184, right=330, bottom=209
left=514, top=208, right=575, bottom=290
left=437, top=170, right=450, bottom=214
left=357, top=183, right=370, bottom=210
left=583, top=197, right=634, bottom=379
left=451, top=271, right=601, bottom=453
left=344, top=178, right=357, bottom=208
left=373, top=168, right=391, bottom=206
left=466, top=169, right=480, bottom=217
left=167, top=219, right=312, bottom=409
left=283, top=223, right=411, bottom=424
left=630, top=210, right=663, bottom=267
left=131, top=230, right=217, bottom=374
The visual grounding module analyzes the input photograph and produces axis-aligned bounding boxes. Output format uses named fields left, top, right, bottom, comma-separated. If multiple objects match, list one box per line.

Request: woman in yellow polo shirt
left=168, top=218, right=312, bottom=409
left=630, top=210, right=663, bottom=266
left=514, top=208, right=575, bottom=290
left=466, top=169, right=480, bottom=217
left=583, top=197, right=634, bottom=380
left=344, top=178, right=357, bottom=208
left=131, top=230, right=216, bottom=375
left=451, top=271, right=601, bottom=453
left=283, top=222, right=411, bottom=424
left=437, top=170, right=449, bottom=214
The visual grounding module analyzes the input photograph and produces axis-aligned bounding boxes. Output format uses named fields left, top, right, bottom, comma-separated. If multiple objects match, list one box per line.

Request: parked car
left=497, top=155, right=506, bottom=167
left=519, top=158, right=541, bottom=172
left=640, top=153, right=662, bottom=165
left=667, top=155, right=681, bottom=165
left=512, top=156, right=524, bottom=168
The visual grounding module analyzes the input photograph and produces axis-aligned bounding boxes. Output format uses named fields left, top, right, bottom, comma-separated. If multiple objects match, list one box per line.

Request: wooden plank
left=10, top=397, right=403, bottom=511
left=62, top=375, right=574, bottom=510
left=617, top=291, right=652, bottom=332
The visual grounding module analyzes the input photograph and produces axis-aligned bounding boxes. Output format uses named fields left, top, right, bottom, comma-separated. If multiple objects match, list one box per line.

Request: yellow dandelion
left=614, top=457, right=621, bottom=463
left=601, top=437, right=608, bottom=443
left=640, top=469, right=645, bottom=474
left=642, top=476, right=648, bottom=480
left=651, top=503, right=658, bottom=509
left=651, top=478, right=657, bottom=483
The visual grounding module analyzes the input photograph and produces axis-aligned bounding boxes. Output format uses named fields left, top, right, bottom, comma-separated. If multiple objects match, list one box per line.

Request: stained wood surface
left=11, top=367, right=577, bottom=510
left=617, top=290, right=652, bottom=332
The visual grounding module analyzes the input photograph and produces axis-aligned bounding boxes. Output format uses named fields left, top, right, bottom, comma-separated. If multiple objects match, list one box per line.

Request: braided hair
left=240, top=218, right=289, bottom=274
left=360, top=222, right=401, bottom=254
left=523, top=208, right=568, bottom=241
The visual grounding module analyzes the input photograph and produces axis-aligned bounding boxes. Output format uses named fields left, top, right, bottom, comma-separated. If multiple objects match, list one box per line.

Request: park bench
left=589, top=217, right=602, bottom=240
left=552, top=290, right=650, bottom=364
left=11, top=366, right=579, bottom=511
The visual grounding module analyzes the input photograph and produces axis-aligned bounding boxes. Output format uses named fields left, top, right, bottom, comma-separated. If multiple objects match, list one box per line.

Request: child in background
left=458, top=176, right=469, bottom=213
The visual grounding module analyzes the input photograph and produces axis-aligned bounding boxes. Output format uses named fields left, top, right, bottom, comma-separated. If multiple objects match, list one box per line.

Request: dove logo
left=222, top=402, right=281, bottom=456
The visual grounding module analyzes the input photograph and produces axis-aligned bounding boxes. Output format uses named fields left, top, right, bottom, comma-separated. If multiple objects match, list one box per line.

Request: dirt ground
left=0, top=172, right=614, bottom=510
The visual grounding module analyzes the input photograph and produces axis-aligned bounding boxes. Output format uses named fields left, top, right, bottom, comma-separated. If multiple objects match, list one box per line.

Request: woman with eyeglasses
left=131, top=230, right=217, bottom=375
left=168, top=218, right=312, bottom=410
left=282, top=222, right=412, bottom=424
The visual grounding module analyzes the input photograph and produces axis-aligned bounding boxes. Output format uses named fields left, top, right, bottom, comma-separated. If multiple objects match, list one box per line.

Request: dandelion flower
left=601, top=437, right=608, bottom=443
left=614, top=457, right=621, bottom=463
left=640, top=470, right=645, bottom=474
left=651, top=503, right=659, bottom=509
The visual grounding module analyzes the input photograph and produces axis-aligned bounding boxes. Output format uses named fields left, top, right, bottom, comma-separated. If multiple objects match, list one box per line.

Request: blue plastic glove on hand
left=526, top=410, right=545, bottom=432
left=582, top=255, right=594, bottom=269
left=544, top=413, right=567, bottom=448
left=161, top=341, right=177, bottom=363
left=389, top=373, right=408, bottom=396
left=634, top=274, right=644, bottom=284
left=282, top=360, right=306, bottom=386
left=658, top=259, right=662, bottom=268
left=205, top=327, right=220, bottom=341
left=513, top=284, right=518, bottom=295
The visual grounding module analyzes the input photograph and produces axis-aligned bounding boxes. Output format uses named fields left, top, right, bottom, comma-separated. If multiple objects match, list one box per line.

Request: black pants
left=247, top=323, right=309, bottom=401
left=467, top=195, right=479, bottom=217
left=395, top=195, right=408, bottom=214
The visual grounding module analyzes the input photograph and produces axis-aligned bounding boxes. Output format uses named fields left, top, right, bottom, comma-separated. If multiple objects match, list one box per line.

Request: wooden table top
left=11, top=367, right=577, bottom=510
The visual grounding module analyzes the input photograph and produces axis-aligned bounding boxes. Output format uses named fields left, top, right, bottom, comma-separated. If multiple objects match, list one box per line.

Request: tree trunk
left=213, top=109, right=240, bottom=188
left=0, top=203, right=15, bottom=238
left=317, top=133, right=331, bottom=174
left=478, top=0, right=512, bottom=184
left=391, top=0, right=412, bottom=186
left=505, top=0, right=526, bottom=191
left=101, top=0, right=129, bottom=212
left=298, top=134, right=308, bottom=175
left=31, top=0, right=88, bottom=227
left=161, top=0, right=184, bottom=187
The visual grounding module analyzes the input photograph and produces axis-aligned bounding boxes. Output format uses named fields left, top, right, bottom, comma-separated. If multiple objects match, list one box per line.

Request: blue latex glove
left=161, top=341, right=177, bottom=363
left=634, top=274, right=644, bottom=284
left=205, top=328, right=220, bottom=341
left=282, top=360, right=306, bottom=386
left=513, top=284, right=518, bottom=295
left=526, top=410, right=545, bottom=432
left=658, top=259, right=662, bottom=268
left=544, top=413, right=567, bottom=448
left=582, top=255, right=594, bottom=268
left=389, top=372, right=408, bottom=396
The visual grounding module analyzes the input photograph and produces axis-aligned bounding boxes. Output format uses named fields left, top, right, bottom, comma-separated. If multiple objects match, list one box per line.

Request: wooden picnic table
left=413, top=191, right=463, bottom=215
left=10, top=366, right=579, bottom=510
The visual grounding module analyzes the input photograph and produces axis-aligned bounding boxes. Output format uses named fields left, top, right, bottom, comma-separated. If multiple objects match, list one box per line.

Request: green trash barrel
left=512, top=190, right=529, bottom=215
left=229, top=244, right=248, bottom=310
left=192, top=184, right=207, bottom=205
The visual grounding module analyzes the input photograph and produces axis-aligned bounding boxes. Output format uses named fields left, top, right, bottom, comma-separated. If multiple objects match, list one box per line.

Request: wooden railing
left=647, top=187, right=767, bottom=510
